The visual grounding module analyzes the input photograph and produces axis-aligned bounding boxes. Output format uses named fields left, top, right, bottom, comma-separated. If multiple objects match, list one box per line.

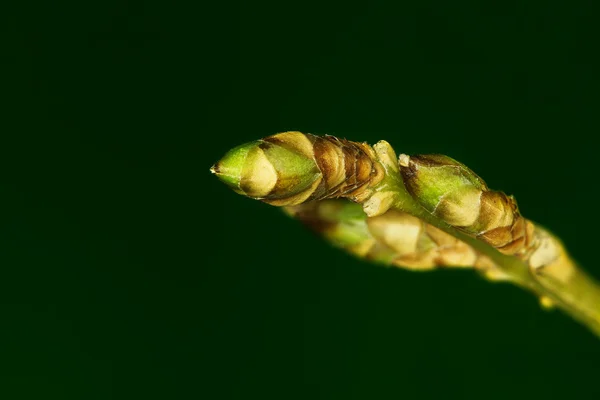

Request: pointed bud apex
left=212, top=132, right=321, bottom=204
left=211, top=141, right=258, bottom=193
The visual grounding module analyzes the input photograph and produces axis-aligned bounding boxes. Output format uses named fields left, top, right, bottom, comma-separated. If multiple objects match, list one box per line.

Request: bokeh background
left=3, top=1, right=600, bottom=399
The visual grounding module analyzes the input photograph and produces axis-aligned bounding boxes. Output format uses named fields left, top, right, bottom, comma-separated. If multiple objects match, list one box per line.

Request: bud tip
left=211, top=142, right=257, bottom=189
left=399, top=154, right=410, bottom=167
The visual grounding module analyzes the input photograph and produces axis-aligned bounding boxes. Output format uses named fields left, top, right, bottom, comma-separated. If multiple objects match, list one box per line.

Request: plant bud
left=399, top=154, right=486, bottom=222
left=286, top=199, right=502, bottom=275
left=399, top=154, right=532, bottom=255
left=212, top=131, right=385, bottom=206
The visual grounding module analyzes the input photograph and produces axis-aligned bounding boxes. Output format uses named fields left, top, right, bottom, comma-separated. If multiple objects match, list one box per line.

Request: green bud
left=211, top=132, right=321, bottom=204
left=212, top=131, right=386, bottom=208
left=399, top=154, right=487, bottom=227
left=210, top=141, right=257, bottom=193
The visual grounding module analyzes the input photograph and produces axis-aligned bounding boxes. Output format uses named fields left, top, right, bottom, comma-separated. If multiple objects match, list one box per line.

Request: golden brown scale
left=470, top=192, right=533, bottom=255
left=311, top=135, right=382, bottom=201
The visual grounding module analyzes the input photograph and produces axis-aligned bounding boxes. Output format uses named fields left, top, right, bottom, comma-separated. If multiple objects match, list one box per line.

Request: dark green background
left=3, top=1, right=600, bottom=399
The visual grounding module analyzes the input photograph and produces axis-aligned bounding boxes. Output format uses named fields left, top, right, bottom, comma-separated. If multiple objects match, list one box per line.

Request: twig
left=211, top=131, right=600, bottom=337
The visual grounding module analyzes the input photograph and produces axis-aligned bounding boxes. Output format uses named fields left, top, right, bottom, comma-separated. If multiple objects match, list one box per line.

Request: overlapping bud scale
left=399, top=154, right=534, bottom=255
left=212, top=131, right=384, bottom=206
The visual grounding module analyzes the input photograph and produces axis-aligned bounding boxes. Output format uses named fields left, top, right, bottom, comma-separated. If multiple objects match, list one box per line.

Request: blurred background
left=3, top=1, right=600, bottom=399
